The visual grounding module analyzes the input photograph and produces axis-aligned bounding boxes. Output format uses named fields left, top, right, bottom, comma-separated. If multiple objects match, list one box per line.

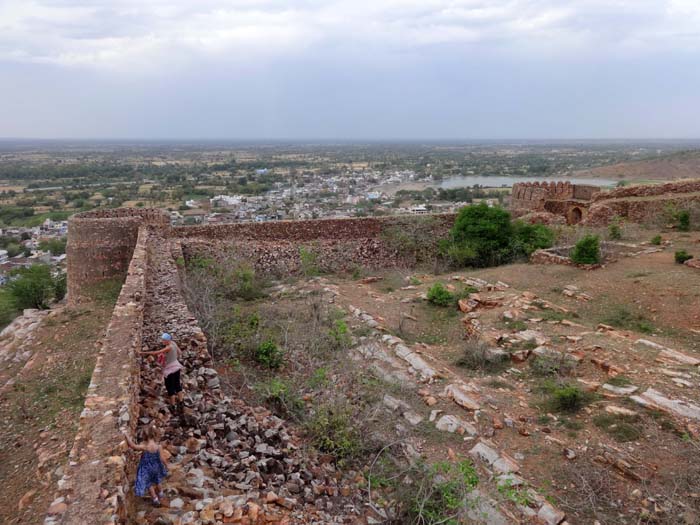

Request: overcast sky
left=2, top=0, right=700, bottom=140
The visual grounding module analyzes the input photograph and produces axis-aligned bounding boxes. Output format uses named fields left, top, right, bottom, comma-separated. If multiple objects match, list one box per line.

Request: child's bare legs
left=148, top=485, right=159, bottom=504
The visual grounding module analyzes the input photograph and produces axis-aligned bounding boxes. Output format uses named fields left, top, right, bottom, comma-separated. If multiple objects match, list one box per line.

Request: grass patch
left=606, top=375, right=631, bottom=387
left=601, top=305, right=654, bottom=334
left=539, top=381, right=594, bottom=413
left=593, top=413, right=642, bottom=442
left=456, top=338, right=509, bottom=374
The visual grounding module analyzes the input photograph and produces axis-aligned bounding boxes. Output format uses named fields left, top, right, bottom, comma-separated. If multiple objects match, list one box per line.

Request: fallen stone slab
left=393, top=344, right=439, bottom=381
left=602, top=383, right=638, bottom=395
left=631, top=388, right=700, bottom=421
left=443, top=384, right=481, bottom=411
left=435, top=414, right=477, bottom=436
left=635, top=339, right=700, bottom=366
left=604, top=405, right=638, bottom=417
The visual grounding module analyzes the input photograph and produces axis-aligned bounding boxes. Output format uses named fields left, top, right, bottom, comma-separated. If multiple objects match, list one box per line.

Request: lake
left=440, top=175, right=616, bottom=189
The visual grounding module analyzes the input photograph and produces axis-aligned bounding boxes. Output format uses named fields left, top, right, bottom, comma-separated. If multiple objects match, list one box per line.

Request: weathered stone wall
left=46, top=226, right=150, bottom=525
left=584, top=179, right=700, bottom=226
left=511, top=181, right=600, bottom=221
left=177, top=214, right=456, bottom=275
left=67, top=208, right=170, bottom=305
left=174, top=214, right=454, bottom=242
left=592, top=179, right=700, bottom=202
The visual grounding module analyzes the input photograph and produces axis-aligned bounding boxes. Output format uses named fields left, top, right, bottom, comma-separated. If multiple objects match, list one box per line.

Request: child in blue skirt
left=125, top=426, right=168, bottom=506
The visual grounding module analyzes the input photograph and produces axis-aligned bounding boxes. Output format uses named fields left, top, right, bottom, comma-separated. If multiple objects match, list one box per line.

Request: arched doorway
left=569, top=207, right=583, bottom=224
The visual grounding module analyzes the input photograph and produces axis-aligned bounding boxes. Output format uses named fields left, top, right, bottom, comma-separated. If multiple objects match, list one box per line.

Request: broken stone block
left=632, top=388, right=700, bottom=421
left=443, top=384, right=481, bottom=411
left=435, top=414, right=477, bottom=435
left=602, top=383, right=638, bottom=395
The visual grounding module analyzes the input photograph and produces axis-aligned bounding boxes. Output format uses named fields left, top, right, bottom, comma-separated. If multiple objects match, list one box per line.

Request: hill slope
left=575, top=150, right=700, bottom=181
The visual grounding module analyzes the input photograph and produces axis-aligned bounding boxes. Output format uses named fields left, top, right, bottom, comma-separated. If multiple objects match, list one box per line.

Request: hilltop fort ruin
left=47, top=179, right=700, bottom=524
left=512, top=179, right=700, bottom=226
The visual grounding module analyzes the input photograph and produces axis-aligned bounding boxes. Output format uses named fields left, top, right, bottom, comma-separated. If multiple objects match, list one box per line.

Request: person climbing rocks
left=124, top=425, right=168, bottom=507
left=140, top=332, right=184, bottom=411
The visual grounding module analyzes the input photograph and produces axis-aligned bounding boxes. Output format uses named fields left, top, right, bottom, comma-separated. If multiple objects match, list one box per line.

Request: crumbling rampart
left=179, top=214, right=455, bottom=275
left=66, top=208, right=170, bottom=305
left=584, top=179, right=700, bottom=226
left=47, top=226, right=150, bottom=524
left=510, top=181, right=601, bottom=224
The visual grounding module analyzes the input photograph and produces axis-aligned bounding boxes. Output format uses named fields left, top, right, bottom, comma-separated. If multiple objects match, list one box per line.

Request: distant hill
left=574, top=150, right=700, bottom=181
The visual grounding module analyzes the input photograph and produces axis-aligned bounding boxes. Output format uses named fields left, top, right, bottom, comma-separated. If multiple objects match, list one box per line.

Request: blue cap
left=161, top=333, right=172, bottom=341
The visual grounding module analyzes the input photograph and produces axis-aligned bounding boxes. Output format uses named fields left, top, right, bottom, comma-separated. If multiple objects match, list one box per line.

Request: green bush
left=7, top=265, right=63, bottom=309
left=255, top=378, right=303, bottom=418
left=511, top=220, right=555, bottom=256
left=254, top=339, right=284, bottom=369
left=0, top=289, right=18, bottom=329
left=305, top=403, right=362, bottom=463
left=677, top=210, right=690, bottom=231
left=570, top=235, right=600, bottom=265
left=405, top=459, right=479, bottom=525
left=547, top=384, right=592, bottom=413
left=427, top=282, right=454, bottom=306
left=608, top=220, right=622, bottom=240
left=442, top=204, right=554, bottom=268
left=299, top=246, right=321, bottom=277
left=650, top=235, right=662, bottom=246
left=38, top=237, right=67, bottom=255
left=328, top=319, right=351, bottom=350
left=443, top=204, right=513, bottom=267
left=675, top=250, right=693, bottom=264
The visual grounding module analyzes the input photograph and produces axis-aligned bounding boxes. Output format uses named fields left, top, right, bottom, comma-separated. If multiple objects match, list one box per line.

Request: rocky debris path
left=131, top=235, right=368, bottom=525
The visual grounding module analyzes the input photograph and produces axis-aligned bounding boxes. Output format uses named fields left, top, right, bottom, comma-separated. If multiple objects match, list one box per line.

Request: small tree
left=7, top=264, right=60, bottom=309
left=677, top=210, right=690, bottom=232
left=444, top=204, right=514, bottom=267
left=570, top=235, right=600, bottom=265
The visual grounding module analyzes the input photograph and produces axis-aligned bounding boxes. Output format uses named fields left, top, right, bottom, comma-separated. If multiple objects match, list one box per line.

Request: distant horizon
left=3, top=138, right=700, bottom=144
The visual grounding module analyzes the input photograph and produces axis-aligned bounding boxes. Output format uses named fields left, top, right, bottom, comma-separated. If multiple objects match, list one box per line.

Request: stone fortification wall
left=511, top=181, right=601, bottom=218
left=592, top=179, right=700, bottom=202
left=67, top=208, right=170, bottom=305
left=46, top=226, right=151, bottom=525
left=177, top=214, right=455, bottom=275
left=584, top=179, right=700, bottom=226
left=174, top=214, right=454, bottom=242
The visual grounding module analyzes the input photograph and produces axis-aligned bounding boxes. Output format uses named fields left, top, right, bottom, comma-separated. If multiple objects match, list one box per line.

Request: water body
left=440, top=175, right=616, bottom=189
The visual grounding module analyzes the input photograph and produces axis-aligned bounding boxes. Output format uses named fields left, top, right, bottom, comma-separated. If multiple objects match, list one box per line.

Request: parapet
left=66, top=208, right=170, bottom=304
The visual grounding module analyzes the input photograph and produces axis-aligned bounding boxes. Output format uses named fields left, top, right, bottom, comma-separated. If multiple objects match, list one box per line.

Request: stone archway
left=569, top=207, right=583, bottom=225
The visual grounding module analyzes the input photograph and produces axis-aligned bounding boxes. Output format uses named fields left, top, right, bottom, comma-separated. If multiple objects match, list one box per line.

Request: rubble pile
left=134, top=235, right=365, bottom=524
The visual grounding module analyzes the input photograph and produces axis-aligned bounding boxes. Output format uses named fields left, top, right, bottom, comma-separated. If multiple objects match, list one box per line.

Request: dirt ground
left=0, top=302, right=113, bottom=525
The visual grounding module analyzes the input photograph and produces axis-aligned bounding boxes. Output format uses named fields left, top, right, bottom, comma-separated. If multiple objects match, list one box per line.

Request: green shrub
left=650, top=235, right=662, bottom=246
left=328, top=319, right=351, bottom=350
left=0, top=289, right=18, bottom=329
left=7, top=265, right=62, bottom=309
left=305, top=403, right=362, bottom=463
left=675, top=250, right=693, bottom=264
left=227, top=263, right=265, bottom=300
left=38, top=237, right=67, bottom=255
left=511, top=220, right=556, bottom=256
left=405, top=459, right=479, bottom=525
left=254, top=339, right=284, bottom=369
left=427, top=282, right=454, bottom=306
left=443, top=203, right=514, bottom=267
left=677, top=210, right=690, bottom=231
left=255, top=378, right=303, bottom=418
left=608, top=220, right=622, bottom=240
left=299, top=246, right=321, bottom=277
left=570, top=235, right=600, bottom=265
left=543, top=382, right=593, bottom=413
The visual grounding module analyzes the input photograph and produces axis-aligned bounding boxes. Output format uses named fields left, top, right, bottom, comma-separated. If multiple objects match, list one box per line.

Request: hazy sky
left=2, top=0, right=700, bottom=139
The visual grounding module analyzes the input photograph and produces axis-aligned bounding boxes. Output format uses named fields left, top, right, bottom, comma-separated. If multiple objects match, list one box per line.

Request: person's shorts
left=164, top=370, right=182, bottom=396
